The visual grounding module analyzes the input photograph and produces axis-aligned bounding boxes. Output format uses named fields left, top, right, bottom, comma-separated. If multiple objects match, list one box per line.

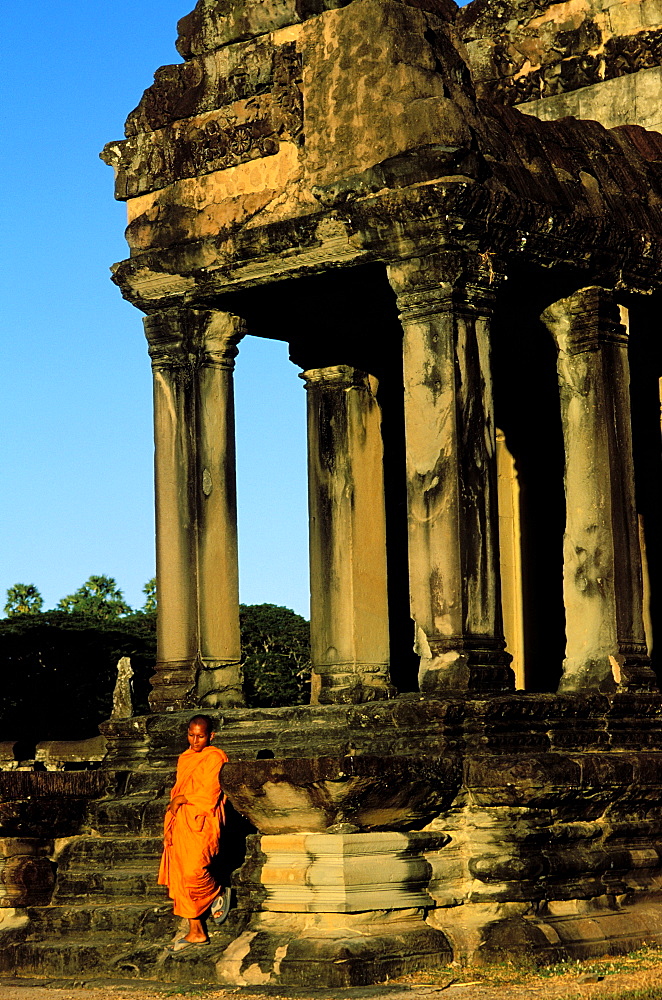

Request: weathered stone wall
left=101, top=703, right=662, bottom=975
left=457, top=0, right=662, bottom=129
left=0, top=771, right=108, bottom=912
left=519, top=66, right=662, bottom=130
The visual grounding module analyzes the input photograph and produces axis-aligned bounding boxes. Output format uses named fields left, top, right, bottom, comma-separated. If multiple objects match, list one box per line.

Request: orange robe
left=158, top=744, right=228, bottom=918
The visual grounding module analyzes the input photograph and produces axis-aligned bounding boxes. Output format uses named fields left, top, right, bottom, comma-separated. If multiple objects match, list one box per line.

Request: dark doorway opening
left=491, top=265, right=567, bottom=691
left=220, top=263, right=418, bottom=694
left=628, top=294, right=662, bottom=687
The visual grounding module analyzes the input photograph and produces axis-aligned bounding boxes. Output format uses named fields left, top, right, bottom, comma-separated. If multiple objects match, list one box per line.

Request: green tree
left=240, top=604, right=311, bottom=708
left=0, top=610, right=156, bottom=741
left=0, top=600, right=310, bottom=742
left=4, top=583, right=43, bottom=617
left=142, top=578, right=157, bottom=613
left=57, top=575, right=132, bottom=619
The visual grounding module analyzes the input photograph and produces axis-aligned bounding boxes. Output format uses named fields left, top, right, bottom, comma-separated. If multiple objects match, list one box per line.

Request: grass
left=163, top=989, right=210, bottom=997
left=393, top=943, right=662, bottom=997
left=555, top=991, right=662, bottom=1000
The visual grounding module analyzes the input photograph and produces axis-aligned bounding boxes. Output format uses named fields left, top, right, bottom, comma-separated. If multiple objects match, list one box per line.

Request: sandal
left=167, top=937, right=210, bottom=953
left=210, top=886, right=231, bottom=924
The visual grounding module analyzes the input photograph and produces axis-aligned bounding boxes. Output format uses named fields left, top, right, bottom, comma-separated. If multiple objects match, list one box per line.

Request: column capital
left=300, top=365, right=378, bottom=394
left=144, top=306, right=246, bottom=372
left=387, top=251, right=504, bottom=319
left=542, top=286, right=628, bottom=355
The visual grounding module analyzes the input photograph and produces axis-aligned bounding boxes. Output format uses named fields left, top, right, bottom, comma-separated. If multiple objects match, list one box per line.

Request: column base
left=148, top=659, right=245, bottom=712
left=197, top=659, right=245, bottom=708
left=312, top=663, right=395, bottom=704
left=619, top=642, right=658, bottom=692
left=148, top=660, right=197, bottom=712
left=217, top=829, right=451, bottom=986
left=260, top=831, right=446, bottom=912
left=419, top=638, right=514, bottom=696
left=214, top=909, right=451, bottom=987
left=558, top=645, right=658, bottom=695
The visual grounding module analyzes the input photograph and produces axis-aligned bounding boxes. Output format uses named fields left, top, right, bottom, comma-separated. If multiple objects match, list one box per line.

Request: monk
left=159, top=714, right=229, bottom=950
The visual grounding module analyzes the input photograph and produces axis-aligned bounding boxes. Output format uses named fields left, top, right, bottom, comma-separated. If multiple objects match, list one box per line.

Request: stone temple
left=2, top=0, right=662, bottom=987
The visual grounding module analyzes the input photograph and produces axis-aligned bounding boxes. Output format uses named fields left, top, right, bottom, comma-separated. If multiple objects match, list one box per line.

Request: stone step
left=128, top=919, right=248, bottom=983
left=120, top=771, right=173, bottom=797
left=58, top=836, right=163, bottom=869
left=53, top=868, right=167, bottom=903
left=88, top=795, right=167, bottom=836
left=158, top=938, right=238, bottom=983
left=4, top=918, right=245, bottom=982
left=25, top=901, right=174, bottom=940
left=0, top=938, right=162, bottom=978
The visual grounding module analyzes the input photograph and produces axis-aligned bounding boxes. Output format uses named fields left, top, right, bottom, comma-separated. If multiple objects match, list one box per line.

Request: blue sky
left=1, top=1, right=309, bottom=617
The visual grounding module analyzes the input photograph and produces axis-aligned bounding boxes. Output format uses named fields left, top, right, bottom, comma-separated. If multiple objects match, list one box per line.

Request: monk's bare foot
left=184, top=917, right=208, bottom=944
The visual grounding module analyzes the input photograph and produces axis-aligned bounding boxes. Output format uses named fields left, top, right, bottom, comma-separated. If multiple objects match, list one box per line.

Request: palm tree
left=57, top=575, right=132, bottom=619
left=4, top=583, right=44, bottom=617
left=142, top=578, right=157, bottom=613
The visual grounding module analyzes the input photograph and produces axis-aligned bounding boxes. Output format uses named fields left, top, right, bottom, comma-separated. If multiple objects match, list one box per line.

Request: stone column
left=301, top=366, right=393, bottom=703
left=541, top=287, right=655, bottom=693
left=496, top=430, right=525, bottom=690
left=387, top=252, right=514, bottom=695
left=144, top=307, right=245, bottom=711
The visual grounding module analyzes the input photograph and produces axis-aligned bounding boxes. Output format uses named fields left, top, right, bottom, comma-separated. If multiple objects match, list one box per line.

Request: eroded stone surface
left=458, top=0, right=662, bottom=111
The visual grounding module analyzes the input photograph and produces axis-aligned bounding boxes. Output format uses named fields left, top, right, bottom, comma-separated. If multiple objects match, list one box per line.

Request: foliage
left=4, top=583, right=44, bottom=617
left=0, top=610, right=156, bottom=740
left=0, top=593, right=310, bottom=740
left=57, top=574, right=132, bottom=619
left=142, top=577, right=157, bottom=613
left=240, top=603, right=311, bottom=708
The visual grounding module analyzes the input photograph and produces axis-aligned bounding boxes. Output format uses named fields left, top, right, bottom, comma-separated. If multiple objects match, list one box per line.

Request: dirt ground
left=2, top=952, right=662, bottom=1000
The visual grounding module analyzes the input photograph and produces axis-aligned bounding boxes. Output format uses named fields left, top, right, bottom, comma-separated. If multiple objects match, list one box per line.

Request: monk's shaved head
left=188, top=714, right=215, bottom=735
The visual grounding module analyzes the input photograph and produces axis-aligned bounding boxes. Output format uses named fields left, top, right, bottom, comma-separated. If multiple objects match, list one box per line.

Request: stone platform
left=0, top=696, right=661, bottom=985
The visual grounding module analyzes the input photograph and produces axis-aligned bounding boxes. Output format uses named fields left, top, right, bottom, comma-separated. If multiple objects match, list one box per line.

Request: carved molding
left=543, top=286, right=628, bottom=355
left=144, top=307, right=246, bottom=372
left=388, top=252, right=502, bottom=322
left=300, top=365, right=378, bottom=393
left=104, top=43, right=303, bottom=200
left=260, top=831, right=442, bottom=913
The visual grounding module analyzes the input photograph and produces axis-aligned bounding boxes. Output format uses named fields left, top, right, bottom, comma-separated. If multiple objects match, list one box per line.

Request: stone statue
left=111, top=656, right=133, bottom=720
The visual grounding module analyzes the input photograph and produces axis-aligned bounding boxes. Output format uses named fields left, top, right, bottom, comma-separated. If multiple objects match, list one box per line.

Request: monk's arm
left=167, top=793, right=188, bottom=815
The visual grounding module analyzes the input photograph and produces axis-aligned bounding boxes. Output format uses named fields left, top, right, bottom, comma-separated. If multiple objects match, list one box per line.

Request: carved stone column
left=541, top=287, right=656, bottom=693
left=301, top=366, right=393, bottom=703
left=144, top=307, right=245, bottom=711
left=387, top=252, right=514, bottom=695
